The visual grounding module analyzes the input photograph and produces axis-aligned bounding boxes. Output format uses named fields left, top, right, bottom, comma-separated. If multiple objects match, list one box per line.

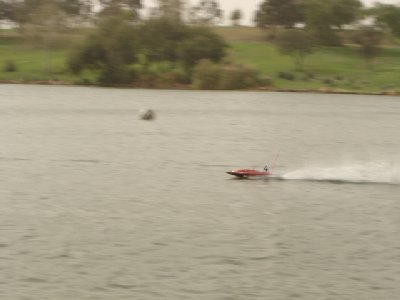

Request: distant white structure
left=0, top=20, right=16, bottom=29
left=139, top=109, right=155, bottom=120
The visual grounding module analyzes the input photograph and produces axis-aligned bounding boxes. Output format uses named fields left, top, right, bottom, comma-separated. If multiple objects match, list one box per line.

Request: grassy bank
left=230, top=42, right=400, bottom=93
left=0, top=31, right=94, bottom=84
left=1, top=28, right=399, bottom=94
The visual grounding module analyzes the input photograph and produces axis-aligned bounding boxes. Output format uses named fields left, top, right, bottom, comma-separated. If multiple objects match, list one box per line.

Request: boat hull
left=227, top=169, right=272, bottom=178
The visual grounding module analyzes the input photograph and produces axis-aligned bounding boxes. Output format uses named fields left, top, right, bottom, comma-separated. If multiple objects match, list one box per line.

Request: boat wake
left=278, top=162, right=400, bottom=185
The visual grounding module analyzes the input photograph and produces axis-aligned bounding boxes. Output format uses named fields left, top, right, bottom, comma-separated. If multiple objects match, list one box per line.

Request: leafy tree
left=1, top=0, right=93, bottom=25
left=139, top=18, right=189, bottom=63
left=69, top=16, right=138, bottom=84
left=153, top=0, right=185, bottom=21
left=98, top=0, right=142, bottom=20
left=303, top=0, right=362, bottom=45
left=302, top=0, right=337, bottom=45
left=254, top=0, right=303, bottom=29
left=59, top=0, right=86, bottom=15
left=56, top=0, right=93, bottom=23
left=353, top=26, right=383, bottom=69
left=0, top=0, right=12, bottom=21
left=303, top=0, right=362, bottom=29
left=330, top=0, right=362, bottom=28
left=139, top=18, right=227, bottom=75
left=230, top=9, right=242, bottom=26
left=69, top=13, right=227, bottom=85
left=372, top=4, right=400, bottom=38
left=178, top=26, right=227, bottom=72
left=188, top=0, right=223, bottom=26
left=275, top=29, right=315, bottom=70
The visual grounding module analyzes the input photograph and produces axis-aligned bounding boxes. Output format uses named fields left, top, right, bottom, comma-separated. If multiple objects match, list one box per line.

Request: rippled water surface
left=1, top=84, right=400, bottom=299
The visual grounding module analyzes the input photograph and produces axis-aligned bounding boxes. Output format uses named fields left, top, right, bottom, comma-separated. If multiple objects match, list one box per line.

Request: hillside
left=1, top=27, right=399, bottom=94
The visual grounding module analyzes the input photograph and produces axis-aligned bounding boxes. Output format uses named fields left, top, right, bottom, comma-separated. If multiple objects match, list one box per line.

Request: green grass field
left=229, top=42, right=400, bottom=93
left=1, top=28, right=399, bottom=93
left=0, top=34, right=65, bottom=80
left=0, top=31, right=94, bottom=84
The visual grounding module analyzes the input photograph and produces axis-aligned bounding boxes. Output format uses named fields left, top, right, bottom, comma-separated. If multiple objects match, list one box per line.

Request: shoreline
left=1, top=79, right=399, bottom=96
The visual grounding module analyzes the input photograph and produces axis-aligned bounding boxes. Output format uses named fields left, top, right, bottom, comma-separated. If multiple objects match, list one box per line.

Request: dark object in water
left=139, top=109, right=155, bottom=120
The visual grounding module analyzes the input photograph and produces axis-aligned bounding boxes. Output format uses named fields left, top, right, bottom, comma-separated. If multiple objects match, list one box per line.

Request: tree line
left=0, top=0, right=242, bottom=27
left=68, top=16, right=228, bottom=85
left=1, top=0, right=400, bottom=87
left=255, top=0, right=400, bottom=42
left=0, top=1, right=253, bottom=87
left=255, top=0, right=400, bottom=69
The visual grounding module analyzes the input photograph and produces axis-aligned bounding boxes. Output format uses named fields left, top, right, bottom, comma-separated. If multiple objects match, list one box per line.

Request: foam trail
left=280, top=162, right=400, bottom=185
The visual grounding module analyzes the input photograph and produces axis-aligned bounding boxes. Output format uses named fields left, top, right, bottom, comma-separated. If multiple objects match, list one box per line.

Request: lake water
left=1, top=84, right=399, bottom=299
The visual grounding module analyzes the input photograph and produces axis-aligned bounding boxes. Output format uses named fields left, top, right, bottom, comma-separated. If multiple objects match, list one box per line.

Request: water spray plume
left=281, top=162, right=400, bottom=185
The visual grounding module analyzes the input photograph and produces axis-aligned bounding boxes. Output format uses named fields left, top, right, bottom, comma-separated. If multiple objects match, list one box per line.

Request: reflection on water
left=1, top=84, right=400, bottom=299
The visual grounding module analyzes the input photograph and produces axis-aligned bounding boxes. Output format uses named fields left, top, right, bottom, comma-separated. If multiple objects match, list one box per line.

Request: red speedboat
left=227, top=165, right=272, bottom=178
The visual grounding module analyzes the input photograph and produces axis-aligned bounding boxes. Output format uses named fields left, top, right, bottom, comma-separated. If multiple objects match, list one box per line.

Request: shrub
left=138, top=71, right=184, bottom=88
left=322, top=78, right=333, bottom=85
left=260, top=76, right=274, bottom=87
left=68, top=16, right=138, bottom=84
left=219, top=65, right=263, bottom=89
left=133, top=62, right=189, bottom=88
left=97, top=66, right=135, bottom=85
left=3, top=60, right=17, bottom=72
left=192, top=59, right=221, bottom=89
left=178, top=26, right=228, bottom=71
left=306, top=72, right=315, bottom=79
left=193, top=59, right=268, bottom=90
left=277, top=71, right=295, bottom=81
